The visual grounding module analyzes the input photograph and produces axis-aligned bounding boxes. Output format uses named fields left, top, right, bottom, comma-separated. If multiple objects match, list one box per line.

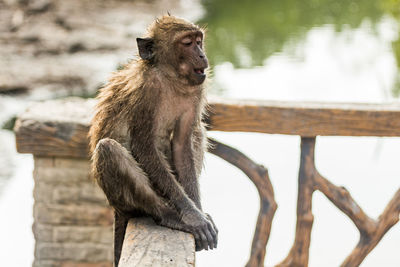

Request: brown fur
left=88, top=15, right=217, bottom=265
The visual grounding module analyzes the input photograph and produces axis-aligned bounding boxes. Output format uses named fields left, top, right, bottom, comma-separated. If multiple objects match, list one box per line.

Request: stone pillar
left=32, top=156, right=113, bottom=267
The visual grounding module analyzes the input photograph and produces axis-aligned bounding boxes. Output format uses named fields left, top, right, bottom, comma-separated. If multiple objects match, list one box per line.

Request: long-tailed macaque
left=88, top=15, right=218, bottom=265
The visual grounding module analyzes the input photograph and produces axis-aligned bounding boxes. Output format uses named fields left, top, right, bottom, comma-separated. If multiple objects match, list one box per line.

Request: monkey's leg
left=92, top=138, right=192, bottom=232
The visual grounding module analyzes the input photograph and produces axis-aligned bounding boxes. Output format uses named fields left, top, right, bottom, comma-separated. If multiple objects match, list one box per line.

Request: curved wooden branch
left=276, top=137, right=316, bottom=267
left=341, top=188, right=400, bottom=267
left=314, top=173, right=377, bottom=236
left=207, top=138, right=277, bottom=267
left=313, top=163, right=400, bottom=266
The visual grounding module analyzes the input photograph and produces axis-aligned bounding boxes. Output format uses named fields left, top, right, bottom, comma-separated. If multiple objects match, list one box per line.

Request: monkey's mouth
left=194, top=68, right=205, bottom=76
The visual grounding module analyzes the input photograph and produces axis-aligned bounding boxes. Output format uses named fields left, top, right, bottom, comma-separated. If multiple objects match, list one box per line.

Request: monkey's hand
left=181, top=209, right=218, bottom=251
left=200, top=213, right=218, bottom=251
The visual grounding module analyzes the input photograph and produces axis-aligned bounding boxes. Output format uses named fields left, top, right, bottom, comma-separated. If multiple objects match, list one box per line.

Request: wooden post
left=276, top=137, right=316, bottom=267
left=118, top=217, right=195, bottom=267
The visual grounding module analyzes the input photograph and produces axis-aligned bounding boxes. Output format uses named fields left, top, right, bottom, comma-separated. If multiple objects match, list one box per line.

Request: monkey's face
left=175, top=32, right=208, bottom=86
left=136, top=17, right=208, bottom=86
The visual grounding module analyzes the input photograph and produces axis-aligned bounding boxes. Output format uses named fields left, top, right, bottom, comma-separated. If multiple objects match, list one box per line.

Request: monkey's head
left=136, top=15, right=208, bottom=86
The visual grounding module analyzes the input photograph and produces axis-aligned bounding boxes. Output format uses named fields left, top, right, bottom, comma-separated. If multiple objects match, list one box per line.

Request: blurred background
left=0, top=0, right=400, bottom=266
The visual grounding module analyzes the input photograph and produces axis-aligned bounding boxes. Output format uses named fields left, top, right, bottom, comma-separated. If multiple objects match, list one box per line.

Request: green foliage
left=2, top=116, right=16, bottom=131
left=381, top=0, right=400, bottom=69
left=391, top=74, right=400, bottom=98
left=380, top=0, right=400, bottom=97
left=381, top=0, right=400, bottom=18
left=393, top=38, right=400, bottom=68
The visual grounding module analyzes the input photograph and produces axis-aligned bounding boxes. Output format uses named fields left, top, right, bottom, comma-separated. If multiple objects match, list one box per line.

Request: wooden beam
left=14, top=97, right=400, bottom=157
left=118, top=217, right=195, bottom=267
left=207, top=97, right=400, bottom=137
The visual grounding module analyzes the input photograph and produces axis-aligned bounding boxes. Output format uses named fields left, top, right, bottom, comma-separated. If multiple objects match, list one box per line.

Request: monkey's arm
left=172, top=115, right=202, bottom=210
left=173, top=118, right=219, bottom=250
left=192, top=123, right=207, bottom=178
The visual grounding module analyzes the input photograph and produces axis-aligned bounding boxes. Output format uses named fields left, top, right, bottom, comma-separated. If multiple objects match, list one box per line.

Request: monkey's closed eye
left=181, top=37, right=193, bottom=46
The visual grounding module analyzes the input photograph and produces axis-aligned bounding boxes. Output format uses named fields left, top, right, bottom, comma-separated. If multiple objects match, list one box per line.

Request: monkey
left=88, top=15, right=218, bottom=265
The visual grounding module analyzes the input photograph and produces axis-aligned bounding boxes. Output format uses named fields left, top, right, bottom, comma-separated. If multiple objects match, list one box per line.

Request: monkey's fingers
left=207, top=222, right=218, bottom=249
left=206, top=213, right=219, bottom=234
left=193, top=232, right=203, bottom=251
left=205, top=213, right=218, bottom=248
left=203, top=224, right=215, bottom=250
left=193, top=230, right=204, bottom=251
left=197, top=229, right=209, bottom=251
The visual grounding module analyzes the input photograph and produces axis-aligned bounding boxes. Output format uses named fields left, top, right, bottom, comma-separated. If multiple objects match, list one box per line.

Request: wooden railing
left=15, top=97, right=400, bottom=267
left=206, top=98, right=400, bottom=267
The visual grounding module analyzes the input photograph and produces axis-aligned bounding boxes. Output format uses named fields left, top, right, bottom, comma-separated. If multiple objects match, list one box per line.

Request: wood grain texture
left=118, top=217, right=195, bottom=267
left=14, top=97, right=400, bottom=157
left=207, top=97, right=400, bottom=137
left=276, top=138, right=316, bottom=267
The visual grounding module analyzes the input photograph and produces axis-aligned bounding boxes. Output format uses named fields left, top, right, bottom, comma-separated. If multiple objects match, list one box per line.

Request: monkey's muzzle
left=193, top=68, right=206, bottom=84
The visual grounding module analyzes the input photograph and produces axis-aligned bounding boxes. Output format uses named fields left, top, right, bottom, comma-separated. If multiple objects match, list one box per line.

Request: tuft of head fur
left=144, top=15, right=204, bottom=66
left=147, top=15, right=201, bottom=39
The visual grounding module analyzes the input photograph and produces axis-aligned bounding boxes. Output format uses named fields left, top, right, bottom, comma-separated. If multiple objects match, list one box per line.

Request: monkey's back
left=88, top=61, right=151, bottom=155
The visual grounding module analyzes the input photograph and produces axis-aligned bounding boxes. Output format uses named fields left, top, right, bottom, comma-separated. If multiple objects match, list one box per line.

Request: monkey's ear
left=137, top=38, right=154, bottom=60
